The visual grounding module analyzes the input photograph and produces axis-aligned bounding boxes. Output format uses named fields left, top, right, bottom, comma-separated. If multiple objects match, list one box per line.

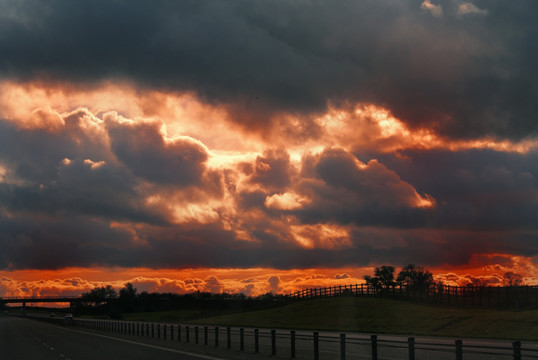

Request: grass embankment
left=123, top=309, right=201, bottom=323
left=185, top=297, right=538, bottom=341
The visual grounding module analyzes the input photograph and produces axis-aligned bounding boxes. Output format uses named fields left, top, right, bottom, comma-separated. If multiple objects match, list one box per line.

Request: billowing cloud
left=421, top=0, right=443, bottom=18
left=458, top=2, right=488, bottom=17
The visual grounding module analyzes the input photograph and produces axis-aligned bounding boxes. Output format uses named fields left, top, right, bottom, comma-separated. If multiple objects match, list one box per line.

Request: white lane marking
left=29, top=321, right=226, bottom=360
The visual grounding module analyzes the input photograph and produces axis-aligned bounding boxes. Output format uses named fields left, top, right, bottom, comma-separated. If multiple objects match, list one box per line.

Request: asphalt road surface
left=0, top=316, right=227, bottom=360
left=3, top=315, right=538, bottom=359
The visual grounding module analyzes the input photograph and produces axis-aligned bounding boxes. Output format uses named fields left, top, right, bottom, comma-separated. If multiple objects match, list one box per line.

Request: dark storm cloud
left=1, top=0, right=536, bottom=139
left=0, top=112, right=220, bottom=225
left=0, top=109, right=107, bottom=183
left=292, top=148, right=432, bottom=227
left=248, top=149, right=294, bottom=191
left=371, top=148, right=538, bottom=231
left=107, top=118, right=209, bottom=186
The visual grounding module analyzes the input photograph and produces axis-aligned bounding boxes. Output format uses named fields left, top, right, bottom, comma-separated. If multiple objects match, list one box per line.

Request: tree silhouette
left=119, top=283, right=138, bottom=312
left=503, top=272, right=523, bottom=286
left=363, top=265, right=396, bottom=291
left=396, top=264, right=434, bottom=291
left=81, top=285, right=117, bottom=305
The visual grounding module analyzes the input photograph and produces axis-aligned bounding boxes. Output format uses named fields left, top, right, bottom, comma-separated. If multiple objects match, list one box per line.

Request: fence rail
left=285, top=283, right=538, bottom=308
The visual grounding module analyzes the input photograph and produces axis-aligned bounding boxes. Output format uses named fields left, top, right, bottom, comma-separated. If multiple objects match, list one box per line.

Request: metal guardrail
left=26, top=315, right=536, bottom=360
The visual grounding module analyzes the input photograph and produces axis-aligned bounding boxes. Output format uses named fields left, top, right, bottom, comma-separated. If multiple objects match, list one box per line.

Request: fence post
left=195, top=326, right=199, bottom=344
left=513, top=341, right=522, bottom=360
left=340, top=333, right=346, bottom=360
left=151, top=323, right=154, bottom=338
left=186, top=325, right=190, bottom=343
left=291, top=330, right=296, bottom=358
left=314, top=331, right=319, bottom=360
left=255, top=329, right=259, bottom=353
left=240, top=328, right=244, bottom=351
left=455, top=339, right=463, bottom=360
left=170, top=323, right=173, bottom=341
left=163, top=324, right=166, bottom=340
left=371, top=335, right=378, bottom=360
left=215, top=327, right=219, bottom=347
left=271, top=330, right=276, bottom=355
left=204, top=326, right=208, bottom=345
left=227, top=327, right=231, bottom=349
left=408, top=337, right=415, bottom=360
left=178, top=325, right=181, bottom=342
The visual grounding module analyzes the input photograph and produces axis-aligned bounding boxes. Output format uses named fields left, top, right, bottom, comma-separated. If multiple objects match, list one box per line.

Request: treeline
left=363, top=264, right=437, bottom=293
left=74, top=283, right=284, bottom=319
left=73, top=264, right=530, bottom=318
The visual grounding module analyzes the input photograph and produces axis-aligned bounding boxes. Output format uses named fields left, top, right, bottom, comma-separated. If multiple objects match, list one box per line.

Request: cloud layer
left=0, top=82, right=537, bottom=278
left=0, top=0, right=536, bottom=140
left=0, top=1, right=537, bottom=294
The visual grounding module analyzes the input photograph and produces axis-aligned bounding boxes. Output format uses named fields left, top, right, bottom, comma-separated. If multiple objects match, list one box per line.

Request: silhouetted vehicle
left=64, top=313, right=73, bottom=324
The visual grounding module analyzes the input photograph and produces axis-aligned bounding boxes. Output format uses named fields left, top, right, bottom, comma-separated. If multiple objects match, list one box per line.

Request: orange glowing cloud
left=0, top=267, right=373, bottom=299
left=2, top=81, right=536, bottom=160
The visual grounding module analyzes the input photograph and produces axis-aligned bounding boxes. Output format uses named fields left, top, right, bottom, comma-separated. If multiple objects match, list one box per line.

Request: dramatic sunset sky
left=1, top=0, right=537, bottom=299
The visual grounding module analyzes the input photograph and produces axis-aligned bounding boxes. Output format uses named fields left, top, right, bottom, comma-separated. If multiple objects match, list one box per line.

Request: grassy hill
left=186, top=297, right=538, bottom=341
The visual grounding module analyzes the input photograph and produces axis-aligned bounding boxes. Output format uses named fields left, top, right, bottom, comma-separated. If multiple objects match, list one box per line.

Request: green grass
left=185, top=297, right=538, bottom=341
left=122, top=309, right=205, bottom=323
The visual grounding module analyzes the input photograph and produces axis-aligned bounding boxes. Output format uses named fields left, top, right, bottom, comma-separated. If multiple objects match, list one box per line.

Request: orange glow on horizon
left=2, top=257, right=538, bottom=300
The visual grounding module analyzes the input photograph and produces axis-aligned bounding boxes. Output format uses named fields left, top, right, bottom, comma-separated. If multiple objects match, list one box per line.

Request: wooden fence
left=286, top=283, right=538, bottom=308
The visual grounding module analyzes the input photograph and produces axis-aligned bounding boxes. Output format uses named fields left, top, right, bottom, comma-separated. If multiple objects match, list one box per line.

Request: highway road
left=0, top=316, right=228, bottom=360
left=3, top=314, right=538, bottom=359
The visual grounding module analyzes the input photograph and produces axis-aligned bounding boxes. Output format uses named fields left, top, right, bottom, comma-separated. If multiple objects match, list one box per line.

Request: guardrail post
left=140, top=323, right=144, bottom=336
left=314, top=332, right=319, bottom=360
left=170, top=323, right=173, bottom=341
left=371, top=335, right=378, bottom=360
left=291, top=330, right=296, bottom=358
left=215, top=327, right=219, bottom=347
left=204, top=326, right=208, bottom=345
left=186, top=325, right=190, bottom=343
left=340, top=333, right=346, bottom=360
left=195, top=326, right=199, bottom=344
left=408, top=337, right=415, bottom=360
left=240, top=328, right=244, bottom=351
left=513, top=341, right=522, bottom=360
left=178, top=325, right=181, bottom=342
left=255, top=329, right=259, bottom=353
left=227, top=327, right=231, bottom=349
left=455, top=339, right=463, bottom=360
left=163, top=324, right=167, bottom=340
left=272, top=330, right=277, bottom=356
left=151, top=323, right=154, bottom=338
left=157, top=324, right=160, bottom=339
left=137, top=323, right=140, bottom=336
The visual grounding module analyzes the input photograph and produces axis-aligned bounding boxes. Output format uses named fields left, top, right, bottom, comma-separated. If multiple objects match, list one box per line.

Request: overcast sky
left=1, top=0, right=537, bottom=296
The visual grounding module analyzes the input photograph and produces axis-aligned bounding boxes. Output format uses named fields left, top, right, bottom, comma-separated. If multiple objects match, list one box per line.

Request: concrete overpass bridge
left=1, top=296, right=88, bottom=311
